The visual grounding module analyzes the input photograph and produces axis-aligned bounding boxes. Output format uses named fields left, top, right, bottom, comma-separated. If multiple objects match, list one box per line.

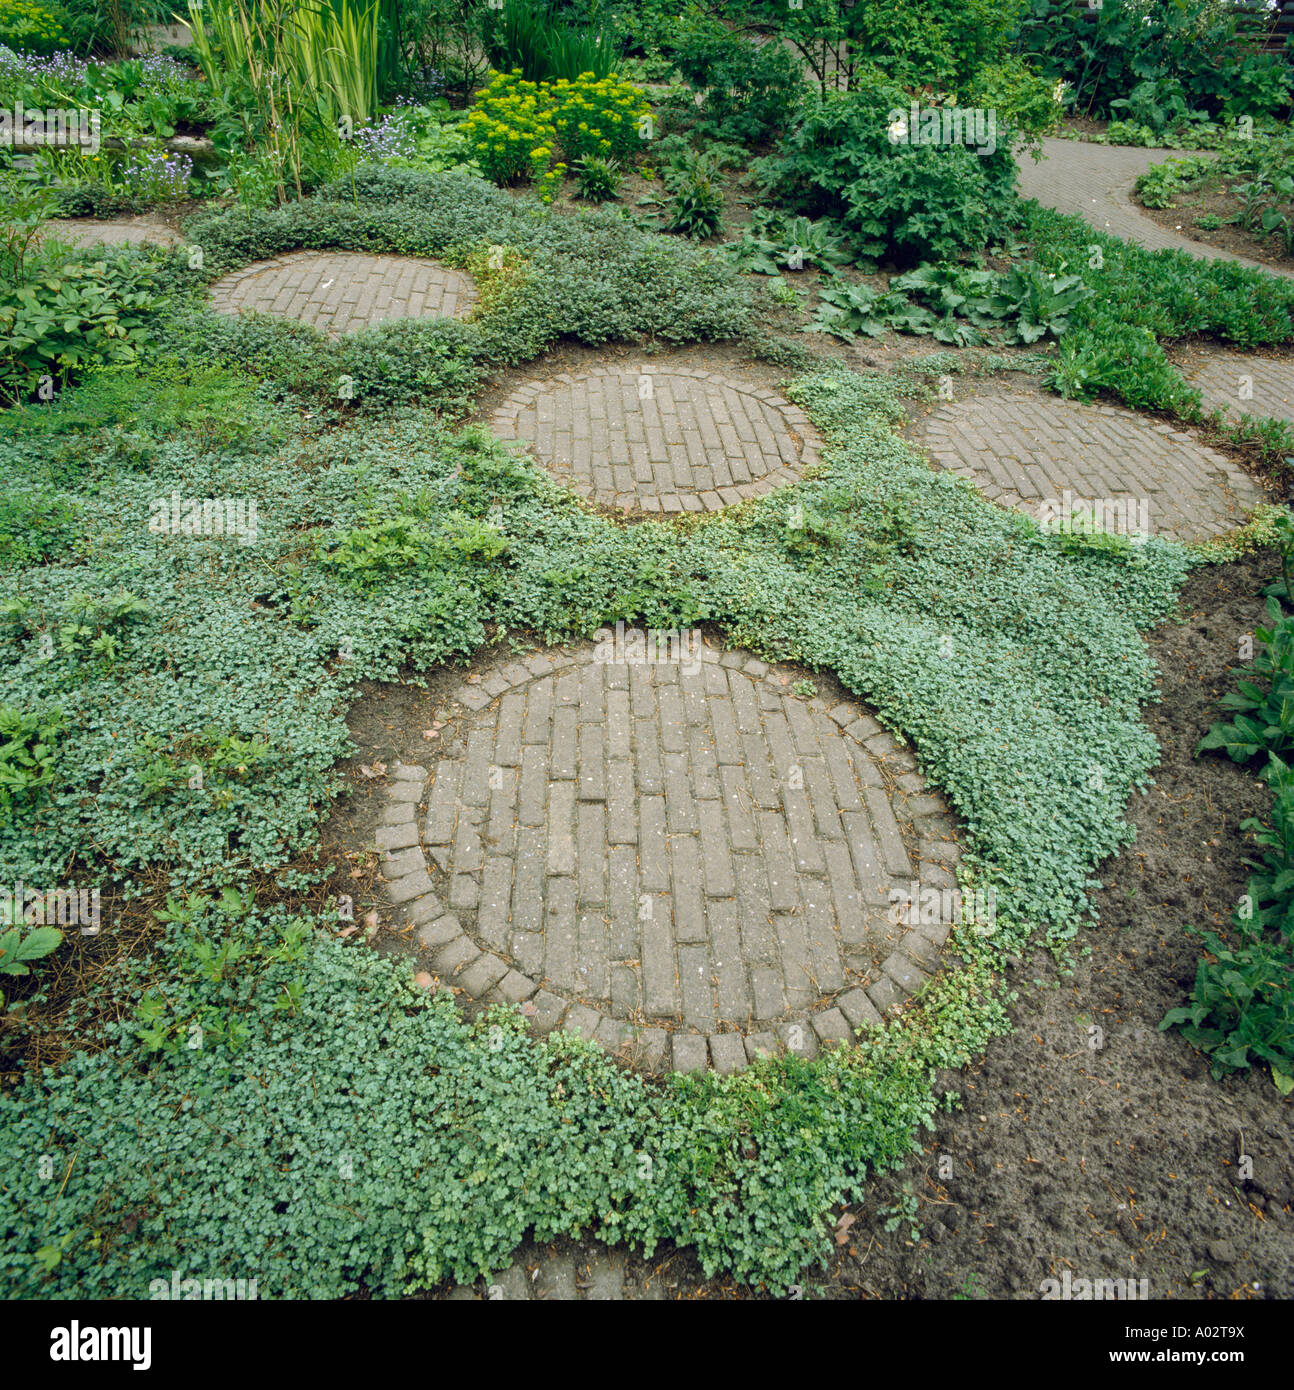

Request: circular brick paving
left=1181, top=353, right=1294, bottom=428
left=489, top=366, right=823, bottom=513
left=922, top=393, right=1262, bottom=543
left=377, top=641, right=962, bottom=1073
left=41, top=217, right=180, bottom=249
left=209, top=250, right=477, bottom=336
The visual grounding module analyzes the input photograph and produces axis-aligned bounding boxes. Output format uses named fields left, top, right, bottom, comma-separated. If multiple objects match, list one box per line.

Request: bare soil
left=1135, top=175, right=1294, bottom=274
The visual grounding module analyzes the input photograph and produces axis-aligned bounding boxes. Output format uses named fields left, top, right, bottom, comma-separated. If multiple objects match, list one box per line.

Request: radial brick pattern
left=377, top=643, right=961, bottom=1073
left=1181, top=353, right=1294, bottom=427
left=209, top=250, right=476, bottom=335
left=489, top=366, right=822, bottom=512
left=922, top=393, right=1262, bottom=542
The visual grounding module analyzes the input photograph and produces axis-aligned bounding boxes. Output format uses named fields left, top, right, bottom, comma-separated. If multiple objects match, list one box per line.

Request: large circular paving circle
left=489, top=365, right=823, bottom=513
left=923, top=393, right=1262, bottom=542
left=378, top=642, right=962, bottom=1073
left=1180, top=352, right=1294, bottom=428
left=209, top=250, right=476, bottom=336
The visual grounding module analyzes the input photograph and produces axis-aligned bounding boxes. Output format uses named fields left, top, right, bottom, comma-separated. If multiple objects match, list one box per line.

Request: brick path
left=1180, top=352, right=1294, bottom=427
left=922, top=394, right=1263, bottom=542
left=489, top=366, right=822, bottom=512
left=209, top=250, right=476, bottom=336
left=1015, top=137, right=1294, bottom=279
left=40, top=217, right=180, bottom=249
left=378, top=641, right=960, bottom=1073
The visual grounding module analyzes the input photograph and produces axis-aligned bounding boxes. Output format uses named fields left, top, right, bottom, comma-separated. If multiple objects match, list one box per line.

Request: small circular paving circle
left=922, top=393, right=1262, bottom=542
left=377, top=642, right=962, bottom=1073
left=1181, top=353, right=1294, bottom=428
left=41, top=217, right=180, bottom=249
left=489, top=365, right=823, bottom=513
left=209, top=250, right=476, bottom=336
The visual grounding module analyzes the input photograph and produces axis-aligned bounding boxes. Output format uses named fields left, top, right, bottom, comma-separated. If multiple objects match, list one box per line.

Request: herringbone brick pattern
left=489, top=366, right=822, bottom=512
left=209, top=250, right=476, bottom=335
left=377, top=642, right=961, bottom=1075
left=923, top=393, right=1263, bottom=542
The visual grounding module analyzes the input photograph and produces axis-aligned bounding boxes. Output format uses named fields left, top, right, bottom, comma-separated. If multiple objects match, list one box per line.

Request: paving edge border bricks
left=376, top=642, right=964, bottom=1074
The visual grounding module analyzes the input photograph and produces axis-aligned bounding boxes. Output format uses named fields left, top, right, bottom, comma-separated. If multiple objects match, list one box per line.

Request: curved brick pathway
left=489, top=366, right=822, bottom=512
left=1180, top=352, right=1294, bottom=427
left=378, top=641, right=961, bottom=1072
left=209, top=250, right=476, bottom=336
left=923, top=393, right=1262, bottom=542
left=40, top=216, right=180, bottom=249
left=1015, top=137, right=1294, bottom=279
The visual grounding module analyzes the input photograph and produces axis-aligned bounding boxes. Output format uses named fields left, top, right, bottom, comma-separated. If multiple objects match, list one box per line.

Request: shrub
left=753, top=88, right=1020, bottom=266
left=0, top=250, right=164, bottom=405
left=573, top=154, right=621, bottom=202
left=670, top=14, right=808, bottom=144
left=462, top=69, right=649, bottom=193
left=1013, top=0, right=1293, bottom=121
left=658, top=149, right=726, bottom=240
left=0, top=0, right=65, bottom=55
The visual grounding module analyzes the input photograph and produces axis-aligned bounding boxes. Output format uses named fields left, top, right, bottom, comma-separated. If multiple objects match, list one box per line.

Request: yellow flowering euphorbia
left=464, top=69, right=654, bottom=192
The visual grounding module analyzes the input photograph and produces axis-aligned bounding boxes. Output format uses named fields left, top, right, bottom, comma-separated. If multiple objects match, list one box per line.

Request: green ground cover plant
left=154, top=165, right=750, bottom=394
left=0, top=348, right=1200, bottom=1293
left=1020, top=201, right=1294, bottom=450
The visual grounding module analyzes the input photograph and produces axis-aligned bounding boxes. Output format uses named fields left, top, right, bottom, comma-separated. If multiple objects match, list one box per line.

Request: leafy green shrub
left=658, top=149, right=726, bottom=239
left=0, top=0, right=65, bottom=54
left=462, top=69, right=649, bottom=193
left=573, top=154, right=621, bottom=202
left=0, top=251, right=164, bottom=405
left=753, top=88, right=1019, bottom=267
left=670, top=13, right=808, bottom=144
left=0, top=487, right=78, bottom=569
left=0, top=704, right=64, bottom=819
left=964, top=56, right=1061, bottom=141
left=1013, top=0, right=1293, bottom=122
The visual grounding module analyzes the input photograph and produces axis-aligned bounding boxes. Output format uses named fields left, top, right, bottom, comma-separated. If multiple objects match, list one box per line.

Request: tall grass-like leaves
left=185, top=0, right=379, bottom=200
left=484, top=0, right=618, bottom=83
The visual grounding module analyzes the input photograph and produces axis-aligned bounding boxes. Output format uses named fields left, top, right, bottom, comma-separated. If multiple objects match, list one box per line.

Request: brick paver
left=40, top=217, right=180, bottom=249
left=1015, top=137, right=1293, bottom=279
left=922, top=393, right=1262, bottom=542
left=209, top=250, right=477, bottom=336
left=1180, top=352, right=1294, bottom=427
left=378, top=640, right=961, bottom=1072
left=489, top=365, right=823, bottom=512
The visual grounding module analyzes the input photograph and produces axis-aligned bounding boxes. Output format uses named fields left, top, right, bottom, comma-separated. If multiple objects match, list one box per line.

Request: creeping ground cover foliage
left=0, top=330, right=1202, bottom=1292
left=3, top=11, right=1294, bottom=1287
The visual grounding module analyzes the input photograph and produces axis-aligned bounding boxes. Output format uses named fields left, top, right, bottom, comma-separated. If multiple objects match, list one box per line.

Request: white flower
left=1053, top=80, right=1068, bottom=105
left=887, top=117, right=907, bottom=143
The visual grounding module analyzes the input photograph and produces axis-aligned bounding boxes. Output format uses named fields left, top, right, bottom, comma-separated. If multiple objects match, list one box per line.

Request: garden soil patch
left=1137, top=182, right=1294, bottom=275
left=407, top=553, right=1294, bottom=1299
